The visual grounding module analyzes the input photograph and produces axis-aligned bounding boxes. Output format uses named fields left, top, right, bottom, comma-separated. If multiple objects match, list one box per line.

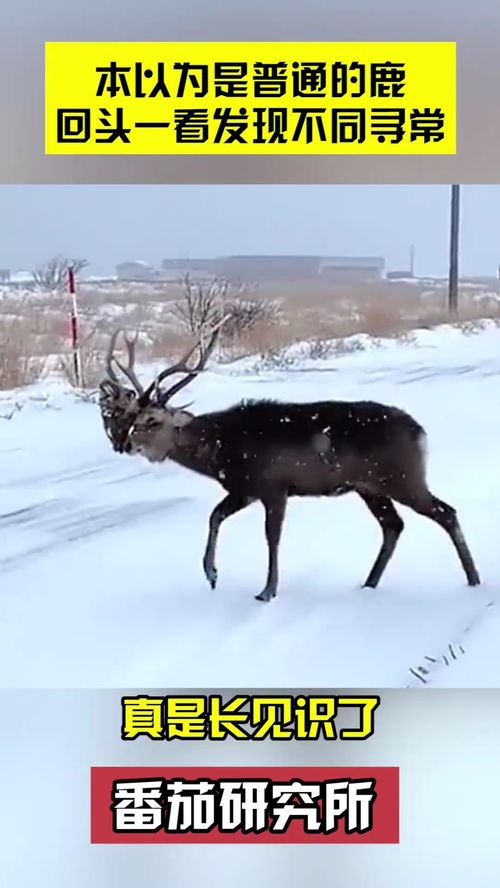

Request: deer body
left=99, top=326, right=481, bottom=602
left=147, top=398, right=425, bottom=500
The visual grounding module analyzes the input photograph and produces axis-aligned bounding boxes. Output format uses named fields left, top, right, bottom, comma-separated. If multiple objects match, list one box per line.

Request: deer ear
left=171, top=409, right=194, bottom=429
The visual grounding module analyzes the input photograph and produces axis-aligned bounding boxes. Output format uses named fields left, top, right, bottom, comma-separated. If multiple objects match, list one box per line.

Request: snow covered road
left=0, top=324, right=499, bottom=688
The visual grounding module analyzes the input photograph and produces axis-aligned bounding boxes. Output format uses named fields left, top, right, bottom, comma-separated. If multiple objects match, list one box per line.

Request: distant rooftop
left=162, top=254, right=385, bottom=267
left=319, top=256, right=385, bottom=269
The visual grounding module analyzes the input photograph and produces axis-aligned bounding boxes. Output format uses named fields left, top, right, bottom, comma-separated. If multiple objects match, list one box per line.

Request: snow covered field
left=0, top=323, right=499, bottom=689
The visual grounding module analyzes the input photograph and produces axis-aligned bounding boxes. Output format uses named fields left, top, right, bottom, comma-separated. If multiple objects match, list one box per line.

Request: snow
left=1, top=323, right=500, bottom=688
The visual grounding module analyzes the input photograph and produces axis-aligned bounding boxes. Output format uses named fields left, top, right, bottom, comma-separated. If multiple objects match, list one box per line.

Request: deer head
left=99, top=318, right=227, bottom=459
left=98, top=330, right=147, bottom=453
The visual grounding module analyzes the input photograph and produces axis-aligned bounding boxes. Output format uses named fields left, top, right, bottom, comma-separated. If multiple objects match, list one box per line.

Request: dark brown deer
left=99, top=324, right=480, bottom=602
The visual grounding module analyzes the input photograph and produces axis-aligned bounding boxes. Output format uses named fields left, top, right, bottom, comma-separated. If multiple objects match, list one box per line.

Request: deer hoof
left=255, top=588, right=276, bottom=603
left=466, top=565, right=481, bottom=586
left=204, top=565, right=218, bottom=589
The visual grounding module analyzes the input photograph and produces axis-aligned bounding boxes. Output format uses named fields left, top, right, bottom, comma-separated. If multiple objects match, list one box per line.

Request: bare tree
left=220, top=296, right=281, bottom=340
left=171, top=274, right=281, bottom=351
left=171, top=274, right=228, bottom=334
left=32, top=256, right=88, bottom=292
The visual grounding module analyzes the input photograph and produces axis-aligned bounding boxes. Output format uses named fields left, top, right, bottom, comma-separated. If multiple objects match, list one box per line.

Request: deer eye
left=101, top=406, right=118, bottom=419
left=146, top=417, right=161, bottom=429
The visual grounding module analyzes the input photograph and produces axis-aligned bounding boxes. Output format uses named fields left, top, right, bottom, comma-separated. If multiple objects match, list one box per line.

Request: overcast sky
left=1, top=185, right=499, bottom=277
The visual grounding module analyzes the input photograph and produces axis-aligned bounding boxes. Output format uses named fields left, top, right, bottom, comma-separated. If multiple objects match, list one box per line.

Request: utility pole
left=448, top=185, right=460, bottom=317
left=409, top=243, right=415, bottom=276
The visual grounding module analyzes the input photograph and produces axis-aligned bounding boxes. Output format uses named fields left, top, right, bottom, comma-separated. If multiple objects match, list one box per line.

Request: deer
left=98, top=322, right=481, bottom=603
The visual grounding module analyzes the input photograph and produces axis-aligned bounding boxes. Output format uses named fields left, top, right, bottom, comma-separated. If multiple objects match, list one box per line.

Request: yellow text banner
left=45, top=42, right=456, bottom=155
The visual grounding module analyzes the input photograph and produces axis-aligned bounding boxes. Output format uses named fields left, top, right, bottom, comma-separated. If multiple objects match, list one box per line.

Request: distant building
left=386, top=269, right=414, bottom=281
left=160, top=260, right=209, bottom=283
left=206, top=255, right=321, bottom=281
left=0, top=268, right=10, bottom=283
left=116, top=260, right=159, bottom=282
left=318, top=256, right=385, bottom=283
left=161, top=254, right=385, bottom=284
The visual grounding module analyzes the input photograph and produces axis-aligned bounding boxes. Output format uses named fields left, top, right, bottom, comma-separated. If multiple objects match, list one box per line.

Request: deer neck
left=168, top=417, right=218, bottom=480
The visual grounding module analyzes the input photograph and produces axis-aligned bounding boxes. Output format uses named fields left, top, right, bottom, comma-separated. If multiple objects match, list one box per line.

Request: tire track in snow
left=0, top=495, right=189, bottom=573
left=406, top=597, right=497, bottom=687
left=0, top=460, right=151, bottom=490
left=274, top=359, right=500, bottom=388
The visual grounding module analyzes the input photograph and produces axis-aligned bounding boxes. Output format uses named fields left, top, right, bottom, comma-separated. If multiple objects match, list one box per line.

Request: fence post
left=67, top=266, right=82, bottom=387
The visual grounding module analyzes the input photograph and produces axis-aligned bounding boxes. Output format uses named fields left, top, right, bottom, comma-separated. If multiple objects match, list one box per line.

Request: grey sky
left=1, top=185, right=499, bottom=277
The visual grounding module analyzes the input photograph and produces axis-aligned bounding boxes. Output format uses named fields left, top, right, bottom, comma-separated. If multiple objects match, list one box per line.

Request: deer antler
left=104, top=329, right=121, bottom=384
left=151, top=314, right=229, bottom=408
left=105, top=329, right=144, bottom=395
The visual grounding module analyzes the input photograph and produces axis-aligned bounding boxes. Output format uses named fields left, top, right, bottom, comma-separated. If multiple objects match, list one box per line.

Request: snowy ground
left=1, top=323, right=500, bottom=689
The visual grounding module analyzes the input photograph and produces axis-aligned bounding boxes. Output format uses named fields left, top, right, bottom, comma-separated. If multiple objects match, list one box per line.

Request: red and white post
left=67, top=266, right=82, bottom=387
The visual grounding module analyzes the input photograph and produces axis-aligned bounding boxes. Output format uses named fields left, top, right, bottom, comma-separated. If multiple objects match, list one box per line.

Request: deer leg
left=256, top=493, right=288, bottom=603
left=395, top=491, right=480, bottom=586
left=357, top=492, right=404, bottom=588
left=203, top=494, right=254, bottom=588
